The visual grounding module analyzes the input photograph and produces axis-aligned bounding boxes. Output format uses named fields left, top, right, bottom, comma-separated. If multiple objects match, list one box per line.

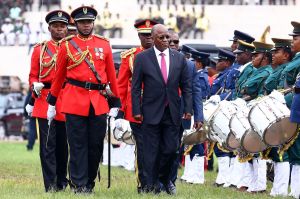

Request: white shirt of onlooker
left=10, top=6, right=22, bottom=19
left=1, top=23, right=14, bottom=35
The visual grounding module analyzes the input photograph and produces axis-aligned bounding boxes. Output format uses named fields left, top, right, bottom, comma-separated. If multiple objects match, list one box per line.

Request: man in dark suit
left=131, top=24, right=192, bottom=194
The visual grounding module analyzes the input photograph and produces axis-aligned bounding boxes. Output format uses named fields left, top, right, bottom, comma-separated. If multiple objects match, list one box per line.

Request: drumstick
left=215, top=87, right=224, bottom=95
left=278, top=87, right=293, bottom=95
left=242, top=88, right=293, bottom=101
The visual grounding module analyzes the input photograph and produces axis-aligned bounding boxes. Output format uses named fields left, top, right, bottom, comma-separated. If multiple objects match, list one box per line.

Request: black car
left=0, top=92, right=27, bottom=138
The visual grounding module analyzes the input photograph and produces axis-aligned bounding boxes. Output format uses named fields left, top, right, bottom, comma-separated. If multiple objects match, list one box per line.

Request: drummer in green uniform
left=239, top=41, right=273, bottom=193
left=262, top=38, right=293, bottom=95
left=237, top=41, right=273, bottom=100
left=261, top=38, right=293, bottom=197
left=232, top=40, right=256, bottom=99
left=280, top=21, right=300, bottom=199
left=278, top=21, right=300, bottom=108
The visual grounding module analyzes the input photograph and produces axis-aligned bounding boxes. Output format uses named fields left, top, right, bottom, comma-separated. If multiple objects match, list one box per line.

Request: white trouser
left=215, top=156, right=230, bottom=185
left=223, top=157, right=235, bottom=187
left=270, top=161, right=290, bottom=197
left=187, top=155, right=205, bottom=184
left=289, top=164, right=300, bottom=198
left=237, top=161, right=252, bottom=188
left=181, top=155, right=192, bottom=181
left=231, top=157, right=243, bottom=187
left=122, top=144, right=135, bottom=171
left=247, top=157, right=267, bottom=192
left=102, top=142, right=109, bottom=165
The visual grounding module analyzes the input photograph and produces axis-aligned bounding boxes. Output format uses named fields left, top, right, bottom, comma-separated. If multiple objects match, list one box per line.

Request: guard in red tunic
left=27, top=10, right=70, bottom=192
left=116, top=19, right=157, bottom=193
left=46, top=6, right=120, bottom=193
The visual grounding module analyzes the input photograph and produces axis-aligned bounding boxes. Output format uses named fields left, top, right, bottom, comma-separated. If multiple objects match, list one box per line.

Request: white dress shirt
left=153, top=46, right=170, bottom=77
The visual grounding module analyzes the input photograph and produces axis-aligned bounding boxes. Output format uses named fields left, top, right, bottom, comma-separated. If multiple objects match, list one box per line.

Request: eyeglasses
left=169, top=40, right=179, bottom=44
left=158, top=35, right=170, bottom=40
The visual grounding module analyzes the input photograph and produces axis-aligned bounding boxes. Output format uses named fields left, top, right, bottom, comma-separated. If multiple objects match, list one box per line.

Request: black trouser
left=65, top=106, right=107, bottom=190
left=130, top=122, right=145, bottom=188
left=37, top=118, right=68, bottom=191
left=142, top=106, right=180, bottom=188
left=170, top=123, right=185, bottom=184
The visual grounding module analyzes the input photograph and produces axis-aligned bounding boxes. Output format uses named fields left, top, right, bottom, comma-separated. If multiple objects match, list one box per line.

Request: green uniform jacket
left=279, top=53, right=300, bottom=108
left=268, top=147, right=289, bottom=162
left=238, top=65, right=272, bottom=99
left=259, top=63, right=289, bottom=162
left=277, top=53, right=300, bottom=165
left=233, top=62, right=255, bottom=99
left=261, top=63, right=288, bottom=95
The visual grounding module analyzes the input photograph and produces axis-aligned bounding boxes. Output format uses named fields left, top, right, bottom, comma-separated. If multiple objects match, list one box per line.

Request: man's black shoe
left=45, top=184, right=57, bottom=192
left=164, top=181, right=176, bottom=195
left=137, top=186, right=144, bottom=194
left=74, top=186, right=93, bottom=194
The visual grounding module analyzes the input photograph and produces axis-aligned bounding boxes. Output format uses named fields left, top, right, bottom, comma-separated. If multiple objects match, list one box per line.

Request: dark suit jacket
left=131, top=47, right=192, bottom=125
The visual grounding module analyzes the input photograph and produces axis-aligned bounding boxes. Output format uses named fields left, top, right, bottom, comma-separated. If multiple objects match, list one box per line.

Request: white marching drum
left=113, top=119, right=135, bottom=145
left=206, top=100, right=240, bottom=150
left=248, top=93, right=297, bottom=146
left=106, top=117, right=122, bottom=145
left=230, top=109, right=267, bottom=153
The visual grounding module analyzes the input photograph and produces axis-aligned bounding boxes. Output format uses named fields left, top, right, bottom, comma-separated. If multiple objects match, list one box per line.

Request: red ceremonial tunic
left=49, top=34, right=119, bottom=116
left=29, top=40, right=65, bottom=121
left=118, top=46, right=144, bottom=123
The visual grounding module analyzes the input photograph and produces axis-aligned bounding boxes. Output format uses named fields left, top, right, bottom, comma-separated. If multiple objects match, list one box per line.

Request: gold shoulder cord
left=65, top=40, right=90, bottom=70
left=129, top=53, right=135, bottom=73
left=39, top=42, right=57, bottom=79
left=183, top=145, right=193, bottom=156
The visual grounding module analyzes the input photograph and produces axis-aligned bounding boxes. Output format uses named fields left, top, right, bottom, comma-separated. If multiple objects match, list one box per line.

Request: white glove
left=114, top=118, right=123, bottom=130
left=108, top=107, right=119, bottom=118
left=208, top=95, right=221, bottom=104
left=269, top=90, right=285, bottom=104
left=33, top=82, right=44, bottom=96
left=47, top=105, right=56, bottom=125
left=25, top=104, right=34, bottom=117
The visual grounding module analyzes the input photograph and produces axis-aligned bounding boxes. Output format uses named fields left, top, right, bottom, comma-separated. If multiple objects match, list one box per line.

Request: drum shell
left=182, top=128, right=207, bottom=145
left=248, top=96, right=297, bottom=146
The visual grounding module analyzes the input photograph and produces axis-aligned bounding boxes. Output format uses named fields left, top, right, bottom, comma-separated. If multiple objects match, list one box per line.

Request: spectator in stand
left=111, top=14, right=123, bottom=38
left=194, top=7, right=209, bottom=39
left=167, top=0, right=176, bottom=4
left=136, top=5, right=147, bottom=22
left=1, top=18, right=14, bottom=46
left=28, top=30, right=39, bottom=55
left=179, top=14, right=195, bottom=39
left=39, top=0, right=61, bottom=11
left=19, top=20, right=29, bottom=46
left=152, top=5, right=164, bottom=24
left=94, top=15, right=104, bottom=35
left=102, top=13, right=113, bottom=37
left=0, top=30, right=4, bottom=46
left=165, top=13, right=179, bottom=32
left=137, top=0, right=154, bottom=4
left=24, top=0, right=33, bottom=11
left=9, top=2, right=22, bottom=20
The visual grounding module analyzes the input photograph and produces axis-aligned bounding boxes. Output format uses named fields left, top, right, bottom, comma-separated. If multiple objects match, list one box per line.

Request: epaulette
left=59, top=35, right=75, bottom=44
left=33, top=40, right=47, bottom=48
left=94, top=34, right=109, bottom=42
left=120, top=48, right=137, bottom=59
